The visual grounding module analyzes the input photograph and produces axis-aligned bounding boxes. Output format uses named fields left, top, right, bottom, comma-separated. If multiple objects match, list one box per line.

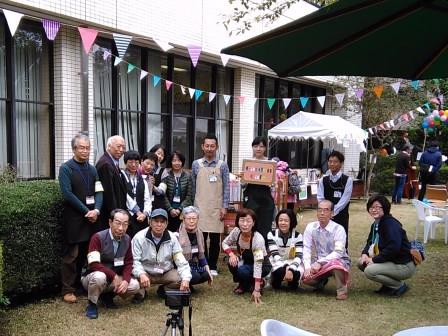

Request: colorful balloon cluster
left=421, top=109, right=448, bottom=133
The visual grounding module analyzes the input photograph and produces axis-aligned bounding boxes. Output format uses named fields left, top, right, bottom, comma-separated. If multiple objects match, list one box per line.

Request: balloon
left=444, top=110, right=448, bottom=117
left=433, top=110, right=439, bottom=116
left=434, top=115, right=440, bottom=121
left=427, top=128, right=434, bottom=134
left=422, top=122, right=429, bottom=128
left=435, top=120, right=441, bottom=125
left=441, top=115, right=447, bottom=122
left=429, top=120, right=435, bottom=127
left=439, top=110, right=445, bottom=116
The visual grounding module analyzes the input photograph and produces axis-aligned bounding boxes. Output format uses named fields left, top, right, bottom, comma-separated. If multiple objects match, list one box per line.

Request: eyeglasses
left=184, top=216, right=198, bottom=221
left=317, top=208, right=331, bottom=213
left=113, top=219, right=129, bottom=227
left=369, top=206, right=383, bottom=211
left=238, top=218, right=253, bottom=223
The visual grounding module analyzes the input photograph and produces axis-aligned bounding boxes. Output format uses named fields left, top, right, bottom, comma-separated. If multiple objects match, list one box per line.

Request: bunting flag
left=127, top=63, right=136, bottom=73
left=113, top=56, right=122, bottom=66
left=154, top=38, right=173, bottom=52
left=113, top=33, right=132, bottom=58
left=208, top=92, right=216, bottom=102
left=373, top=85, right=384, bottom=98
left=282, top=98, right=291, bottom=109
left=103, top=49, right=111, bottom=60
left=180, top=85, right=186, bottom=95
left=78, top=27, right=98, bottom=53
left=378, top=123, right=385, bottom=130
left=188, top=88, right=196, bottom=99
left=165, top=80, right=173, bottom=91
left=223, top=95, right=231, bottom=105
left=423, top=103, right=430, bottom=110
left=152, top=75, right=161, bottom=87
left=92, top=44, right=100, bottom=53
left=355, top=88, right=364, bottom=100
left=390, top=81, right=401, bottom=94
left=438, top=94, right=444, bottom=105
left=317, top=96, right=326, bottom=108
left=220, top=54, right=231, bottom=67
left=3, top=10, right=23, bottom=36
left=247, top=97, right=257, bottom=107
left=238, top=96, right=245, bottom=105
left=402, top=113, right=409, bottom=122
left=42, top=19, right=60, bottom=40
left=368, top=128, right=374, bottom=135
left=300, top=97, right=309, bottom=108
left=389, top=119, right=395, bottom=128
left=409, top=111, right=415, bottom=119
left=411, top=80, right=419, bottom=90
left=187, top=44, right=201, bottom=67
left=194, top=89, right=203, bottom=101
left=267, top=98, right=275, bottom=110
left=140, top=70, right=148, bottom=80
left=416, top=107, right=425, bottom=114
left=335, top=93, right=345, bottom=107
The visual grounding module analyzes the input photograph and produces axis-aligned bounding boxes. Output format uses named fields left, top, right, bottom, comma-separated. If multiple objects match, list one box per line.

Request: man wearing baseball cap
left=131, top=208, right=191, bottom=303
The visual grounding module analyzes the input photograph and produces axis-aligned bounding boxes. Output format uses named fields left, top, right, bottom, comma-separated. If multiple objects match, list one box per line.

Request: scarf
left=178, top=222, right=206, bottom=262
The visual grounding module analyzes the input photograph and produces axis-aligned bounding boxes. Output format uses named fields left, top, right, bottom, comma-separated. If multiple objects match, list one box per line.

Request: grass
left=1, top=199, right=448, bottom=336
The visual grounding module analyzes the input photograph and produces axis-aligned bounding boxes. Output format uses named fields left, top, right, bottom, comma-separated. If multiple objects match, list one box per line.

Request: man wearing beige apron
left=192, top=134, right=230, bottom=276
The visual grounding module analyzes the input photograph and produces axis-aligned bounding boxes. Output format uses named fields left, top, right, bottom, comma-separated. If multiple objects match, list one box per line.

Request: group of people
left=59, top=131, right=418, bottom=319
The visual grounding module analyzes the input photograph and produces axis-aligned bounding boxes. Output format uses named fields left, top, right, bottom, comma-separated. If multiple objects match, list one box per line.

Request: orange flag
left=373, top=85, right=384, bottom=99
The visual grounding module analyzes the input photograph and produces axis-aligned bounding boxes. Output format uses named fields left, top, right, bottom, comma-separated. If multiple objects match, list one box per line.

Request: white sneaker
left=210, top=270, right=219, bottom=276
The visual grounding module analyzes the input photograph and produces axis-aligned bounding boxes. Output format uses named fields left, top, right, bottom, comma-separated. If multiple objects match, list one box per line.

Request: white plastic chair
left=260, top=319, right=321, bottom=336
left=412, top=199, right=446, bottom=243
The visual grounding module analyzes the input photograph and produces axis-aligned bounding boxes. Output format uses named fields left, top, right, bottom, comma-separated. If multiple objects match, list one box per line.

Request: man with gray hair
left=96, top=135, right=127, bottom=230
left=59, top=132, right=104, bottom=303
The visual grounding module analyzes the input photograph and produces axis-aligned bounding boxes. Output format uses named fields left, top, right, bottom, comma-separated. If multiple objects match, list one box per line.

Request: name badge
left=153, top=267, right=164, bottom=274
left=238, top=257, right=244, bottom=267
left=173, top=195, right=181, bottom=203
left=191, top=246, right=199, bottom=254
left=114, top=257, right=124, bottom=267
left=209, top=174, right=217, bottom=183
left=86, top=196, right=95, bottom=205
left=333, top=191, right=342, bottom=198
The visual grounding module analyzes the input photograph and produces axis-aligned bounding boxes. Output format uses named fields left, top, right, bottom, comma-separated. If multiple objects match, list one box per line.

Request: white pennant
left=247, top=97, right=257, bottom=107
left=208, top=92, right=216, bottom=102
left=335, top=93, right=345, bottom=107
left=114, top=56, right=122, bottom=66
left=3, top=10, right=23, bottom=36
left=385, top=121, right=390, bottom=129
left=92, top=44, right=100, bottom=53
left=154, top=38, right=173, bottom=52
left=220, top=54, right=231, bottom=67
left=409, top=111, right=415, bottom=119
left=180, top=85, right=186, bottom=95
left=113, top=33, right=132, bottom=58
left=223, top=95, right=231, bottom=105
left=416, top=107, right=425, bottom=114
left=389, top=119, right=395, bottom=128
left=317, top=96, right=326, bottom=108
left=188, top=88, right=195, bottom=99
left=390, top=81, right=401, bottom=94
left=140, top=70, right=148, bottom=80
left=368, top=128, right=374, bottom=135
left=282, top=98, right=291, bottom=109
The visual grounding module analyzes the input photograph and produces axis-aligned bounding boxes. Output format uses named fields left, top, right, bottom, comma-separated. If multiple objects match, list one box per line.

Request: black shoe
left=157, top=285, right=166, bottom=299
left=392, top=283, right=409, bottom=297
left=374, top=285, right=394, bottom=295
left=313, top=278, right=329, bottom=292
left=132, top=293, right=145, bottom=305
left=100, top=293, right=117, bottom=309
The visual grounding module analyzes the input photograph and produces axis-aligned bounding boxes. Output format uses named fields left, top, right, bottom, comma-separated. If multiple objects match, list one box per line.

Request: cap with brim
left=150, top=208, right=168, bottom=219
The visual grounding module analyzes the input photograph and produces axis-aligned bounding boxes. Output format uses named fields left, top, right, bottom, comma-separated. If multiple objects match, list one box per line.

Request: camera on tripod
left=162, top=290, right=193, bottom=336
left=165, top=289, right=191, bottom=310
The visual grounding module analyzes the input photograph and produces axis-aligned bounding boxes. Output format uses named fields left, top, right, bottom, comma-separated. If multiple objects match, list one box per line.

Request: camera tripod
left=161, top=309, right=184, bottom=336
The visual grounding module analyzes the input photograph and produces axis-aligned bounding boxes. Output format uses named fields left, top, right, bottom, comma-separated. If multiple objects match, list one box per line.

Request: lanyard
left=73, top=161, right=91, bottom=191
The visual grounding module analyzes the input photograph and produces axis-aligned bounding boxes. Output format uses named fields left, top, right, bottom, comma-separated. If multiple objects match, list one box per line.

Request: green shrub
left=0, top=242, right=8, bottom=306
left=0, top=181, right=63, bottom=297
left=370, top=155, right=395, bottom=195
left=436, top=166, right=448, bottom=184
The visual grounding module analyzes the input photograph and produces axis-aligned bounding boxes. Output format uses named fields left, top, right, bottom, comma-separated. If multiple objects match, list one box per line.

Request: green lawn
left=1, top=199, right=447, bottom=336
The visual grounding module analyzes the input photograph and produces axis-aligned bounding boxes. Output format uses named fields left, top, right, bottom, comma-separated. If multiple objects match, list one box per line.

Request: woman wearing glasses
left=222, top=208, right=271, bottom=305
left=358, top=194, right=416, bottom=297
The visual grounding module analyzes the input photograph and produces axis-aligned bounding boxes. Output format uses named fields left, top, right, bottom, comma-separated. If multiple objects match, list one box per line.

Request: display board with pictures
left=241, top=159, right=276, bottom=186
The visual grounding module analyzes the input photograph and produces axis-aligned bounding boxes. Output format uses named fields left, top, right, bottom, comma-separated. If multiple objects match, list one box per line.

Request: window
left=0, top=21, right=6, bottom=170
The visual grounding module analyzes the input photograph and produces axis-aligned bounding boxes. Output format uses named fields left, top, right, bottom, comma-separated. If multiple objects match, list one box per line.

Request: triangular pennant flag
left=335, top=93, right=345, bottom=107
left=3, top=10, right=23, bottom=37
left=238, top=96, right=245, bottom=105
left=195, top=90, right=203, bottom=101
left=409, top=111, right=415, bottom=119
left=103, top=49, right=111, bottom=60
left=368, top=128, right=374, bottom=135
left=220, top=54, right=231, bottom=67
left=208, top=92, right=216, bottom=102
left=247, top=97, right=257, bottom=107
left=127, top=63, right=136, bottom=73
left=180, top=85, right=186, bottom=95
left=402, top=113, right=409, bottom=122
left=78, top=27, right=98, bottom=53
left=317, top=96, right=326, bottom=108
left=378, top=123, right=385, bottom=130
left=152, top=75, right=161, bottom=87
left=423, top=103, right=430, bottom=110
left=373, top=85, right=384, bottom=98
left=154, top=39, right=173, bottom=52
left=139, top=70, right=148, bottom=80
left=165, top=80, right=173, bottom=91
left=384, top=121, right=390, bottom=129
left=389, top=119, right=395, bottom=128
left=282, top=98, right=291, bottom=109
left=188, top=88, right=196, bottom=99
left=267, top=98, right=275, bottom=110
left=438, top=94, right=444, bottom=105
left=416, top=107, right=425, bottom=114
left=92, top=44, right=100, bottom=53
left=113, top=56, right=122, bottom=66
left=411, top=80, right=419, bottom=90
left=390, top=81, right=401, bottom=94
left=113, top=33, right=132, bottom=58
left=187, top=44, right=202, bottom=67
left=355, top=88, right=364, bottom=100
left=42, top=19, right=60, bottom=40
left=300, top=97, right=309, bottom=108
left=223, top=95, right=231, bottom=105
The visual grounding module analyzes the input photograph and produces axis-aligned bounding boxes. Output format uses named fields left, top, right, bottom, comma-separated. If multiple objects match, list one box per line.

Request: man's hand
left=180, top=280, right=190, bottom=291
left=228, top=253, right=239, bottom=267
left=139, top=273, right=151, bottom=288
left=85, top=210, right=98, bottom=223
left=311, top=262, right=321, bottom=274
left=360, top=254, right=370, bottom=265
left=115, top=277, right=129, bottom=294
left=283, top=268, right=293, bottom=282
left=251, top=290, right=262, bottom=305
left=170, top=209, right=180, bottom=218
left=304, top=268, right=311, bottom=279
left=219, top=208, right=227, bottom=221
left=136, top=212, right=147, bottom=222
left=148, top=175, right=155, bottom=185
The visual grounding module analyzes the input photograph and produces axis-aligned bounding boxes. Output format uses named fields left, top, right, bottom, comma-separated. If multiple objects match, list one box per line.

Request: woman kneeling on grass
left=222, top=208, right=271, bottom=304
left=267, top=209, right=303, bottom=290
left=358, top=194, right=416, bottom=297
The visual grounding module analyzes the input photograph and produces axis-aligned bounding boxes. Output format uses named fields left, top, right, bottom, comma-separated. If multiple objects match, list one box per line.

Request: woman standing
left=162, top=150, right=193, bottom=232
left=222, top=208, right=271, bottom=305
left=358, top=194, right=416, bottom=297
left=243, top=136, right=275, bottom=243
left=149, top=144, right=169, bottom=209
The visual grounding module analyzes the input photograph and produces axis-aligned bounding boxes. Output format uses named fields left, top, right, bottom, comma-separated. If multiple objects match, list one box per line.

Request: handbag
left=409, top=240, right=425, bottom=265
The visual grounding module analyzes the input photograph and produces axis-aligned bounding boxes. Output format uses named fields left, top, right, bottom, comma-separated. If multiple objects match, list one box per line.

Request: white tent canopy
left=268, top=111, right=368, bottom=151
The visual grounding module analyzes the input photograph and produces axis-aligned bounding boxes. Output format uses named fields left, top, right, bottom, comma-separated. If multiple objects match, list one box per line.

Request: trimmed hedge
left=0, top=181, right=63, bottom=298
left=0, top=242, right=7, bottom=306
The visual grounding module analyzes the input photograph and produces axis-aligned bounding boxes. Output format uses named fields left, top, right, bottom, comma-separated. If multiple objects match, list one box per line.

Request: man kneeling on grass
left=302, top=200, right=351, bottom=300
left=82, top=209, right=140, bottom=319
left=131, top=208, right=191, bottom=303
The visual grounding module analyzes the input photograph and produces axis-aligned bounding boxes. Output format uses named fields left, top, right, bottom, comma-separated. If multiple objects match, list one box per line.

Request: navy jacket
left=420, top=147, right=442, bottom=173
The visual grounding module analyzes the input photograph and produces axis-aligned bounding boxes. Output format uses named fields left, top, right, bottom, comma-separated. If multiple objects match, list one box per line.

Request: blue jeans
left=392, top=175, right=406, bottom=203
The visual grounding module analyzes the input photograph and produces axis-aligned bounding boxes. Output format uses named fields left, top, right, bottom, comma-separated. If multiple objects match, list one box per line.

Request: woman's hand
left=311, top=262, right=321, bottom=274
left=228, top=253, right=239, bottom=267
left=360, top=254, right=370, bottom=265
left=251, top=289, right=262, bottom=305
left=283, top=268, right=293, bottom=282
left=205, top=265, right=213, bottom=285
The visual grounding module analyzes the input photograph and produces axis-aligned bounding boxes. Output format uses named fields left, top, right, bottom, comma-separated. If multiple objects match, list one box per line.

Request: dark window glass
left=173, top=57, right=191, bottom=116
left=196, top=63, right=212, bottom=118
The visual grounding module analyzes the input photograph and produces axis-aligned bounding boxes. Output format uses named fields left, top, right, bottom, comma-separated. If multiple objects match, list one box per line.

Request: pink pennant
left=238, top=96, right=245, bottom=105
left=165, top=80, right=173, bottom=91
left=103, top=50, right=111, bottom=60
left=187, top=44, right=202, bottom=67
left=355, top=88, right=364, bottom=100
left=78, top=27, right=98, bottom=53
left=42, top=19, right=60, bottom=40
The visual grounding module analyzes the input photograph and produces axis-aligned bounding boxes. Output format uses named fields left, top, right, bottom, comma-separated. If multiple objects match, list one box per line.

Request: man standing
left=418, top=141, right=442, bottom=201
left=96, top=135, right=127, bottom=231
left=317, top=150, right=353, bottom=246
left=392, top=145, right=414, bottom=204
left=59, top=132, right=103, bottom=303
left=82, top=209, right=140, bottom=319
left=192, top=134, right=230, bottom=276
left=302, top=200, right=350, bottom=300
left=132, top=209, right=191, bottom=302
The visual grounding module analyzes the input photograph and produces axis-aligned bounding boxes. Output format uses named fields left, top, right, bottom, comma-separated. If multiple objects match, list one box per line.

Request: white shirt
left=316, top=170, right=353, bottom=216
